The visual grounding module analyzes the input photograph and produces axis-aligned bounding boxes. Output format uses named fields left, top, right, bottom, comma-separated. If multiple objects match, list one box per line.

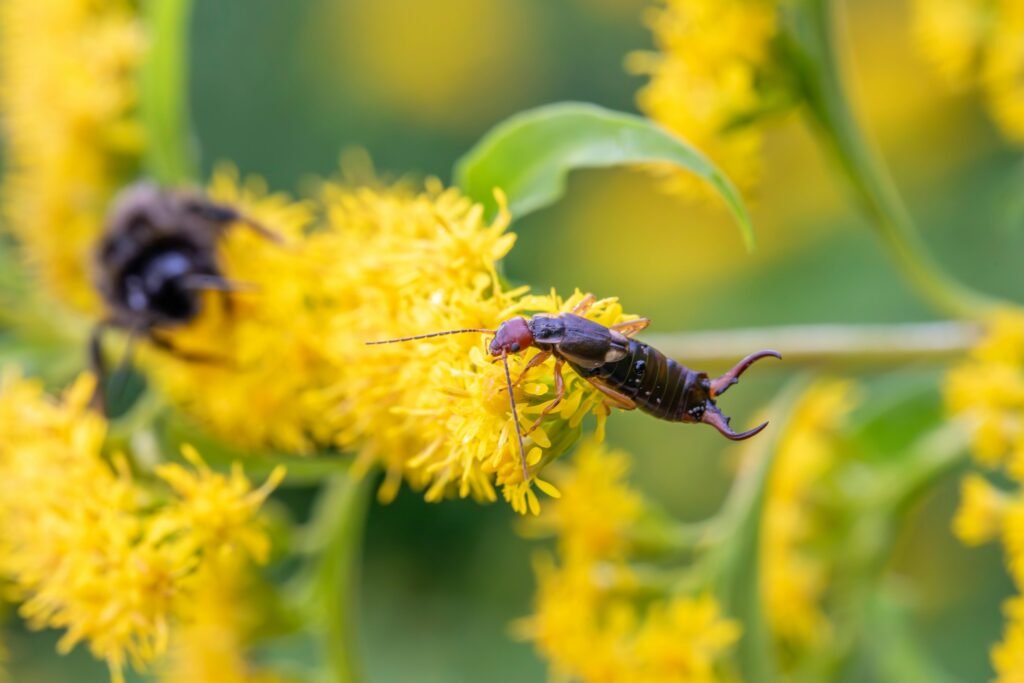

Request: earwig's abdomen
left=570, top=339, right=707, bottom=422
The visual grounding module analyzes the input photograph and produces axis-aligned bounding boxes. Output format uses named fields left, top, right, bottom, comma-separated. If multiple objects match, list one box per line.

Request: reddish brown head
left=489, top=317, right=534, bottom=356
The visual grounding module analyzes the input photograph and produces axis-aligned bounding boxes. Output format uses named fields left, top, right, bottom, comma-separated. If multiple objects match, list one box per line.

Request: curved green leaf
left=454, top=102, right=755, bottom=249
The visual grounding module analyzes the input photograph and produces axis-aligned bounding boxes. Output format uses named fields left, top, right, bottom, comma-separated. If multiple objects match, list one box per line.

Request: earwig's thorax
left=489, top=317, right=534, bottom=356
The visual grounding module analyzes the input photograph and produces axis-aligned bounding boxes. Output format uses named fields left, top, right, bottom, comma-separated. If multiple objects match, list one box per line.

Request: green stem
left=305, top=470, right=375, bottom=683
left=140, top=0, right=197, bottom=184
left=784, top=0, right=1006, bottom=319
left=644, top=320, right=980, bottom=368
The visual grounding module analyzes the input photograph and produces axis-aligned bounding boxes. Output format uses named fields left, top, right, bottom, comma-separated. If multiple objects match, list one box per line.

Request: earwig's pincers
left=700, top=350, right=781, bottom=441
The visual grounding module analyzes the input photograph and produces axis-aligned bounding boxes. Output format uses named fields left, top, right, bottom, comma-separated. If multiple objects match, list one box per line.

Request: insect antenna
left=500, top=349, right=531, bottom=483
left=365, top=328, right=495, bottom=345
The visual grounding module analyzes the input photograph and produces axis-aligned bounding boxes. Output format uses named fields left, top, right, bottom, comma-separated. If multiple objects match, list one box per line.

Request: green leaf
left=454, top=102, right=755, bottom=249
left=140, top=0, right=197, bottom=185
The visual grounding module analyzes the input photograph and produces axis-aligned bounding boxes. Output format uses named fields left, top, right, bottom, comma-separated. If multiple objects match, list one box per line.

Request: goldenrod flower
left=953, top=473, right=1010, bottom=545
left=994, top=597, right=1024, bottom=683
left=761, top=379, right=859, bottom=649
left=530, top=440, right=643, bottom=563
left=946, top=310, right=1024, bottom=680
left=0, top=0, right=145, bottom=311
left=0, top=373, right=282, bottom=683
left=914, top=0, right=1024, bottom=143
left=518, top=440, right=740, bottom=682
left=629, top=0, right=787, bottom=198
left=945, top=310, right=1024, bottom=473
left=147, top=167, right=633, bottom=513
left=159, top=557, right=290, bottom=683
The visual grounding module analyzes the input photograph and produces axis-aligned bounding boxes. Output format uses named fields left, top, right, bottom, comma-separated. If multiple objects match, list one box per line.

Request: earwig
left=367, top=294, right=781, bottom=481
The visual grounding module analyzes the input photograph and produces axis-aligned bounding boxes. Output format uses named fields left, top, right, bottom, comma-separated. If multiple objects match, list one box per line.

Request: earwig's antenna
left=365, top=328, right=495, bottom=345
left=501, top=349, right=531, bottom=482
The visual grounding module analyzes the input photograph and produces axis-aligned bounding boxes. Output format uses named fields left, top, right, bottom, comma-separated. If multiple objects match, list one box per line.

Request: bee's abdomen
left=575, top=340, right=697, bottom=421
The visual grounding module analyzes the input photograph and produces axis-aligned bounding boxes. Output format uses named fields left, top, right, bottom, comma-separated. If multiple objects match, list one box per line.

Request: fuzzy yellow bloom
left=946, top=310, right=1024, bottom=473
left=946, top=310, right=1024, bottom=681
left=0, top=373, right=282, bottom=683
left=146, top=168, right=633, bottom=513
left=0, top=0, right=145, bottom=311
left=518, top=441, right=740, bottom=682
left=994, top=597, right=1024, bottom=683
left=530, top=440, right=643, bottom=563
left=761, top=380, right=859, bottom=650
left=630, top=0, right=785, bottom=198
left=914, top=0, right=1024, bottom=142
left=159, top=558, right=291, bottom=683
left=954, top=473, right=1010, bottom=545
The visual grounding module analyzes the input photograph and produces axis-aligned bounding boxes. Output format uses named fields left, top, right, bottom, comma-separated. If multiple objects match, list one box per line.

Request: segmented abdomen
left=570, top=339, right=698, bottom=421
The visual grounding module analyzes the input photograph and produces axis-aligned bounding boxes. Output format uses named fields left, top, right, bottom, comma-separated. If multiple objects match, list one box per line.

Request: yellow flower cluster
left=0, top=372, right=283, bottom=683
left=761, top=380, right=859, bottom=651
left=0, top=0, right=145, bottom=312
left=518, top=440, right=741, bottom=682
left=914, top=0, right=1024, bottom=142
left=158, top=558, right=289, bottom=683
left=945, top=310, right=1024, bottom=682
left=147, top=168, right=632, bottom=513
left=630, top=0, right=784, bottom=198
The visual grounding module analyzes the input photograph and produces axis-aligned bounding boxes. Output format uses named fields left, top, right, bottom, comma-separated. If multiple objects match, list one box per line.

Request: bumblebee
left=90, top=182, right=275, bottom=409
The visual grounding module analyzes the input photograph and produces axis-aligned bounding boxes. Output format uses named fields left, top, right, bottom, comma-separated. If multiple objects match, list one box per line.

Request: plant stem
left=140, top=0, right=197, bottom=185
left=784, top=0, right=1007, bottom=319
left=306, top=470, right=375, bottom=683
left=644, top=320, right=980, bottom=368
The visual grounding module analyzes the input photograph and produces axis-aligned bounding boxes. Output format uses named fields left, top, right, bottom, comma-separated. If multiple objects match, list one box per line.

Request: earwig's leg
left=611, top=318, right=650, bottom=337
left=702, top=404, right=769, bottom=441
left=512, top=351, right=552, bottom=387
left=708, top=350, right=782, bottom=398
left=525, top=358, right=566, bottom=435
left=571, top=293, right=597, bottom=315
left=148, top=332, right=229, bottom=365
left=500, top=349, right=531, bottom=482
left=587, top=379, right=637, bottom=411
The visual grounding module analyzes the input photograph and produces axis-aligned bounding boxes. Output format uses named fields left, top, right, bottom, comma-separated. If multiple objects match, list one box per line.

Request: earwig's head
left=489, top=317, right=534, bottom=356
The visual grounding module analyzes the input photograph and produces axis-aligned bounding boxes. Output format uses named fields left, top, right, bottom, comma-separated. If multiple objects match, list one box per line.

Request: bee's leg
left=148, top=331, right=229, bottom=365
left=610, top=318, right=650, bottom=337
left=88, top=321, right=113, bottom=414
left=524, top=358, right=566, bottom=435
left=586, top=379, right=637, bottom=411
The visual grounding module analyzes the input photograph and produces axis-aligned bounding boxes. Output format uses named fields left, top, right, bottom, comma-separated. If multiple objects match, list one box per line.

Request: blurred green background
left=5, top=0, right=1024, bottom=680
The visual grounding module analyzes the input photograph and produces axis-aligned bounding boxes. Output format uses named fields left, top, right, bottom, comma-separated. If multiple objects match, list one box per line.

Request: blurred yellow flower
left=762, top=379, right=859, bottom=650
left=159, top=557, right=290, bottom=683
left=946, top=310, right=1024, bottom=681
left=530, top=440, right=643, bottom=563
left=518, top=440, right=740, bottom=682
left=0, top=0, right=145, bottom=312
left=946, top=310, right=1024, bottom=473
left=630, top=0, right=787, bottom=198
left=914, top=0, right=1024, bottom=142
left=0, top=373, right=282, bottom=683
left=953, top=473, right=1009, bottom=545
